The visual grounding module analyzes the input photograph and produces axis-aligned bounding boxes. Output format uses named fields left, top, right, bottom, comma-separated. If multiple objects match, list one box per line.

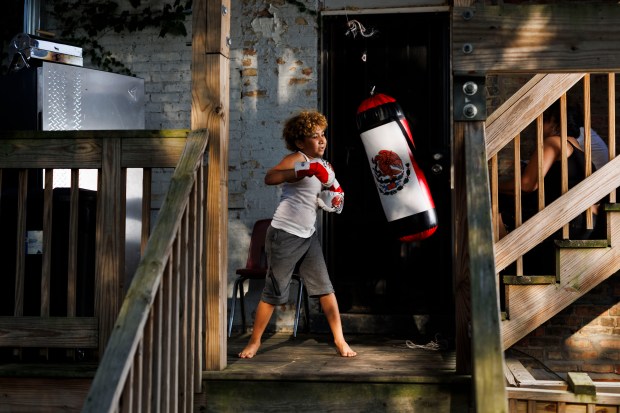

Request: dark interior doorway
left=321, top=12, right=452, bottom=329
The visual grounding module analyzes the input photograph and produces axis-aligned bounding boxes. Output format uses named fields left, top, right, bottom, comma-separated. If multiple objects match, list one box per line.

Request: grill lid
left=8, top=33, right=83, bottom=72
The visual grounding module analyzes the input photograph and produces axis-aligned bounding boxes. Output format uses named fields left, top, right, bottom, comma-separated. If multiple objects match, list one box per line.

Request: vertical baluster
left=560, top=94, right=569, bottom=239
left=121, top=364, right=133, bottom=413
left=152, top=281, right=163, bottom=413
left=66, top=169, right=79, bottom=359
left=583, top=74, right=594, bottom=229
left=513, top=134, right=523, bottom=276
left=608, top=73, right=616, bottom=203
left=131, top=339, right=143, bottom=413
left=508, top=399, right=517, bottom=413
left=195, top=163, right=205, bottom=391
left=141, top=168, right=152, bottom=254
left=171, top=235, right=180, bottom=413
left=186, top=177, right=197, bottom=410
left=142, top=305, right=154, bottom=413
left=536, top=114, right=545, bottom=213
left=490, top=155, right=499, bottom=241
left=40, top=169, right=53, bottom=360
left=14, top=169, right=27, bottom=359
left=161, top=260, right=172, bottom=413
left=179, top=212, right=189, bottom=412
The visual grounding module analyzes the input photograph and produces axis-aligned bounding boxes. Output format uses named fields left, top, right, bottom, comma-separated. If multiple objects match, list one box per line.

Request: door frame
left=318, top=7, right=454, bottom=324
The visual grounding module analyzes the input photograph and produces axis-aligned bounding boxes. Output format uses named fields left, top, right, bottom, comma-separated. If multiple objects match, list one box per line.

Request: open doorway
left=321, top=11, right=452, bottom=335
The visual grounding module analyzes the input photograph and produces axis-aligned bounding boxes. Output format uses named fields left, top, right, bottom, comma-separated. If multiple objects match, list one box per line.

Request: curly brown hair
left=282, top=110, right=328, bottom=151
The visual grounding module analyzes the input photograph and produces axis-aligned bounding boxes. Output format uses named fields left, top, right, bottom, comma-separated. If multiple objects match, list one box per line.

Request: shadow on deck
left=198, top=333, right=472, bottom=413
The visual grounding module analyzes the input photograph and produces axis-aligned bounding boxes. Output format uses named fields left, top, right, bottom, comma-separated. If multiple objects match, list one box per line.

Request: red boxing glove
left=294, top=159, right=335, bottom=187
left=317, top=179, right=344, bottom=214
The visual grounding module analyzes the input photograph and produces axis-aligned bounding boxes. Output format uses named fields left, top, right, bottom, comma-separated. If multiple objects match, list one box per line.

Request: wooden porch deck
left=214, top=333, right=461, bottom=381
left=198, top=333, right=471, bottom=413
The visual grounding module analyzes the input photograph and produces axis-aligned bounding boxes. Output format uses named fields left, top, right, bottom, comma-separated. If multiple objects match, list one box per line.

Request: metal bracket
left=454, top=75, right=486, bottom=121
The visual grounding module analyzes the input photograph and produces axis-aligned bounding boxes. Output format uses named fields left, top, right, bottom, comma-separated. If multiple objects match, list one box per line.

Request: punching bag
left=356, top=93, right=438, bottom=242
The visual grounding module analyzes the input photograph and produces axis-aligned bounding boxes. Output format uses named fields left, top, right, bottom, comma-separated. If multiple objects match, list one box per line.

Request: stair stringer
left=501, top=210, right=620, bottom=350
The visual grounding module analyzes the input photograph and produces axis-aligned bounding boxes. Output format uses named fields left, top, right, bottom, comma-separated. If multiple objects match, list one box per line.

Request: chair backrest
left=245, top=219, right=272, bottom=270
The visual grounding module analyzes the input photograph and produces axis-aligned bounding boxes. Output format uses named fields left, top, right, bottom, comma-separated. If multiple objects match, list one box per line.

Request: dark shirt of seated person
left=497, top=101, right=604, bottom=274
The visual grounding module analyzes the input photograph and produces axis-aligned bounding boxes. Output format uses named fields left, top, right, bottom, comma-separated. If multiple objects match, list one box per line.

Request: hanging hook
left=345, top=19, right=378, bottom=39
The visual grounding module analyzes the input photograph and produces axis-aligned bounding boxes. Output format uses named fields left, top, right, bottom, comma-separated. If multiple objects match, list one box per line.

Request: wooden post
left=464, top=122, right=508, bottom=413
left=453, top=0, right=477, bottom=379
left=192, top=0, right=230, bottom=370
left=453, top=122, right=471, bottom=376
left=95, top=137, right=124, bottom=357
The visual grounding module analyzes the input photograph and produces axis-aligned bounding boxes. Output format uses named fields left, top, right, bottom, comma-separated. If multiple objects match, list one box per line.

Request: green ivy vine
left=50, top=0, right=192, bottom=75
left=0, top=0, right=191, bottom=76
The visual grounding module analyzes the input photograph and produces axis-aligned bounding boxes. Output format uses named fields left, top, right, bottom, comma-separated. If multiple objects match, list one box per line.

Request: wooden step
left=501, top=241, right=608, bottom=286
left=555, top=239, right=609, bottom=248
left=198, top=334, right=472, bottom=413
left=502, top=275, right=556, bottom=285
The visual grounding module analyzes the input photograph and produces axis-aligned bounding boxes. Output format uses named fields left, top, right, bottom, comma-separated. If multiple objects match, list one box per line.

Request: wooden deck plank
left=204, top=333, right=466, bottom=384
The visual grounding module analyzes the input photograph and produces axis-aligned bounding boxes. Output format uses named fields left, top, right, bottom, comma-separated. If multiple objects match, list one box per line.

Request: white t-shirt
left=577, top=127, right=609, bottom=170
left=271, top=152, right=322, bottom=238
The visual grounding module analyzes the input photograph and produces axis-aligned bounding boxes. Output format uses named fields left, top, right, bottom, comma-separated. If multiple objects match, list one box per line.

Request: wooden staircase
left=480, top=72, right=620, bottom=351
left=502, top=204, right=620, bottom=349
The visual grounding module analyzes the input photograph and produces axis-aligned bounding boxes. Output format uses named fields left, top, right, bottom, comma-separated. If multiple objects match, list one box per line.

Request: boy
left=239, top=110, right=356, bottom=358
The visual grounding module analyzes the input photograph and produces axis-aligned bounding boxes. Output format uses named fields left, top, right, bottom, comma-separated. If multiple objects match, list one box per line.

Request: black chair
left=228, top=219, right=309, bottom=337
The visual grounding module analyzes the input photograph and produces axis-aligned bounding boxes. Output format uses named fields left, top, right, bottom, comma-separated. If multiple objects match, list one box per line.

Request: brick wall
left=228, top=0, right=321, bottom=328
left=512, top=273, right=620, bottom=379
left=92, top=11, right=193, bottom=210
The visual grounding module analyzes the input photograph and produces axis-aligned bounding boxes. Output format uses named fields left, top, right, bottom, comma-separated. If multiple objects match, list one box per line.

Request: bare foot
left=335, top=340, right=357, bottom=357
left=238, top=340, right=261, bottom=358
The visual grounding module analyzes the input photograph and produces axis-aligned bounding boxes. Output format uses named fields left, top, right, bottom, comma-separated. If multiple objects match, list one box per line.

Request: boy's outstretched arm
left=265, top=152, right=305, bottom=185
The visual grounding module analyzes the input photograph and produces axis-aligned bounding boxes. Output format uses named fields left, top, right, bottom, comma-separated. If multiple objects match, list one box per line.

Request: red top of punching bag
left=356, top=92, right=415, bottom=149
left=356, top=93, right=396, bottom=114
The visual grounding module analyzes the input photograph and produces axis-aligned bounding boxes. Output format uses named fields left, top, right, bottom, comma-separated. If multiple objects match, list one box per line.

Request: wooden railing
left=0, top=129, right=189, bottom=358
left=486, top=73, right=619, bottom=274
left=81, top=129, right=208, bottom=412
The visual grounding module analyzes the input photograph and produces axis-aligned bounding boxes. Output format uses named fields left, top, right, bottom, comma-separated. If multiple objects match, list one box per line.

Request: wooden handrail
left=0, top=129, right=189, bottom=169
left=485, top=73, right=584, bottom=160
left=82, top=129, right=208, bottom=413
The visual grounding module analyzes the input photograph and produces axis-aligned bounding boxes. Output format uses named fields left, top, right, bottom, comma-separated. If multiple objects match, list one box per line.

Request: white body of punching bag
left=356, top=93, right=437, bottom=242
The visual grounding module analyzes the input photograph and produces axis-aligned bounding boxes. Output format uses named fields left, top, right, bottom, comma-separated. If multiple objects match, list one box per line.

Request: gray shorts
left=261, top=225, right=334, bottom=305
